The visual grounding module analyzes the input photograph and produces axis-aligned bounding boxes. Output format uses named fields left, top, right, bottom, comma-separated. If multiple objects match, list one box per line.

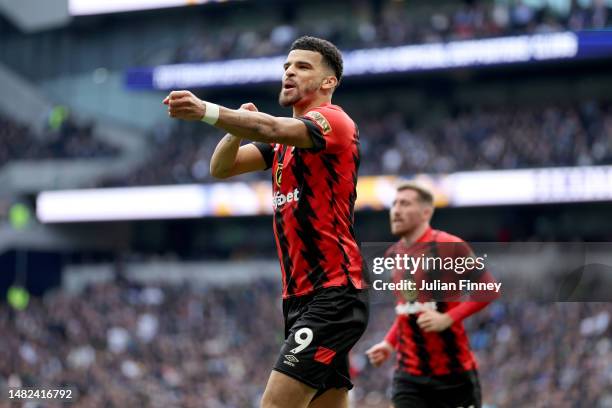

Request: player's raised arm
left=209, top=103, right=270, bottom=179
left=209, top=136, right=268, bottom=179
left=163, top=91, right=314, bottom=148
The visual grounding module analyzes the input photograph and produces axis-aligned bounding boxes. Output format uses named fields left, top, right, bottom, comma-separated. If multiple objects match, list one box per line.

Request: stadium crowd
left=3, top=98, right=610, bottom=188
left=0, top=114, right=119, bottom=169
left=97, top=100, right=612, bottom=187
left=171, top=0, right=611, bottom=63
left=1, top=278, right=610, bottom=407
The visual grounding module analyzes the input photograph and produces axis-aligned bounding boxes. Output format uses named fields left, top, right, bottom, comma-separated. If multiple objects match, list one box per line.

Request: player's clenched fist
left=366, top=341, right=394, bottom=367
left=239, top=102, right=258, bottom=112
left=416, top=309, right=454, bottom=332
left=163, top=90, right=207, bottom=121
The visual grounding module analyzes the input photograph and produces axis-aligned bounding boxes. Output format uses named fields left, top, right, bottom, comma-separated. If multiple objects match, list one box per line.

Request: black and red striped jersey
left=384, top=227, right=495, bottom=377
left=254, top=102, right=365, bottom=299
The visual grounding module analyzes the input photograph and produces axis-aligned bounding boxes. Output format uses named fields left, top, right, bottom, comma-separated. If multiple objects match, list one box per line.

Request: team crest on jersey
left=305, top=111, right=332, bottom=134
left=275, top=163, right=283, bottom=187
left=401, top=276, right=418, bottom=301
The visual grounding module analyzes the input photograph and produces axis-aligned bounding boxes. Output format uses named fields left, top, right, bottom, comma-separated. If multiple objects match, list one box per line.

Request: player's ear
left=322, top=75, right=338, bottom=90
left=422, top=204, right=434, bottom=221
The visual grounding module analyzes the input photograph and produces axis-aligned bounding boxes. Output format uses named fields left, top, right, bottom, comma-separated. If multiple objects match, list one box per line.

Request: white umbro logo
left=284, top=355, right=299, bottom=363
left=283, top=354, right=299, bottom=367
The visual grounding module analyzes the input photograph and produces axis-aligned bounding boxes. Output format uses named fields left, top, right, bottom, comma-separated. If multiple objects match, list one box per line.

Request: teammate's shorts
left=272, top=284, right=369, bottom=392
left=391, top=370, right=482, bottom=408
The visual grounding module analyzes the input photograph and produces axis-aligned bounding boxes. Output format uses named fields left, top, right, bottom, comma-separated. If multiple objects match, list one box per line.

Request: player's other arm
left=366, top=318, right=398, bottom=367
left=209, top=136, right=267, bottom=179
left=417, top=239, right=499, bottom=332
left=209, top=103, right=269, bottom=179
left=164, top=90, right=314, bottom=148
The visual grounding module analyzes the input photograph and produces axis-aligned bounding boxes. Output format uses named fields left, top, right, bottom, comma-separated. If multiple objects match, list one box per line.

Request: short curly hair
left=289, top=36, right=343, bottom=86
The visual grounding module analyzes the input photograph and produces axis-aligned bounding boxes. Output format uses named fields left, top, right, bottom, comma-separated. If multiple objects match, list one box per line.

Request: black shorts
left=392, top=370, right=482, bottom=408
left=272, top=284, right=369, bottom=392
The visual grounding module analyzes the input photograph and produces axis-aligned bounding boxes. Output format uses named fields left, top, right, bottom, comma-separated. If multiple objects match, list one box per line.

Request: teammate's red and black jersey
left=384, top=227, right=495, bottom=377
left=253, top=102, right=365, bottom=299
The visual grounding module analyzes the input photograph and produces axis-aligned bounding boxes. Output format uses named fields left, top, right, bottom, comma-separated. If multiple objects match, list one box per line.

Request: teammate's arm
left=417, top=240, right=500, bottom=332
left=164, top=90, right=314, bottom=148
left=445, top=302, right=491, bottom=324
left=209, top=103, right=268, bottom=179
left=416, top=310, right=454, bottom=332
left=366, top=318, right=398, bottom=367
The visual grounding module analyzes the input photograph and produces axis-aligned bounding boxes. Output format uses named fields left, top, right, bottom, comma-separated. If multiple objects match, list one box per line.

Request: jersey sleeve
left=384, top=317, right=400, bottom=349
left=452, top=239, right=499, bottom=302
left=446, top=301, right=491, bottom=324
left=251, top=142, right=275, bottom=170
left=297, top=107, right=355, bottom=153
left=453, top=241, right=484, bottom=279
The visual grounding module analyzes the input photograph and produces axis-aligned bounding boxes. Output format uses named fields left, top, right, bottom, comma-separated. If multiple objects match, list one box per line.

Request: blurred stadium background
left=1, top=0, right=612, bottom=406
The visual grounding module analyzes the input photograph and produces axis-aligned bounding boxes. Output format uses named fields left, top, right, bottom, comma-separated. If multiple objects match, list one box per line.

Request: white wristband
left=201, top=101, right=220, bottom=125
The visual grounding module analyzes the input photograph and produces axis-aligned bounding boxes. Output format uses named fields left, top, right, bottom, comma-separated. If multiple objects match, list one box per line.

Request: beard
left=391, top=219, right=418, bottom=237
left=278, top=81, right=319, bottom=107
left=278, top=88, right=300, bottom=107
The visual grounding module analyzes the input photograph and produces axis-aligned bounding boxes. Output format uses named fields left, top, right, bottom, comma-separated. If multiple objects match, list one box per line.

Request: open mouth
left=283, top=83, right=296, bottom=90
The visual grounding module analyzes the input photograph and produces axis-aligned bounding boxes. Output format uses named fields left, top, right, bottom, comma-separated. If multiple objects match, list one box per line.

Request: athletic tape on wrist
left=201, top=102, right=220, bottom=125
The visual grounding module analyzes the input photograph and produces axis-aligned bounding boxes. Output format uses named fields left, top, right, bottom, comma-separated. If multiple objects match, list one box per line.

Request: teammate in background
left=164, top=36, right=368, bottom=408
left=366, top=182, right=498, bottom=408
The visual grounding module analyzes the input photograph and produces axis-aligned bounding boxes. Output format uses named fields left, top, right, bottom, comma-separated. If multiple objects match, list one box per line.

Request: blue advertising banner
left=125, top=31, right=612, bottom=90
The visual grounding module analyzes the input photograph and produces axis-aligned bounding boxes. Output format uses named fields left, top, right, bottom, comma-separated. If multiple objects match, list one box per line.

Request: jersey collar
left=398, top=226, right=434, bottom=249
left=416, top=226, right=434, bottom=243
